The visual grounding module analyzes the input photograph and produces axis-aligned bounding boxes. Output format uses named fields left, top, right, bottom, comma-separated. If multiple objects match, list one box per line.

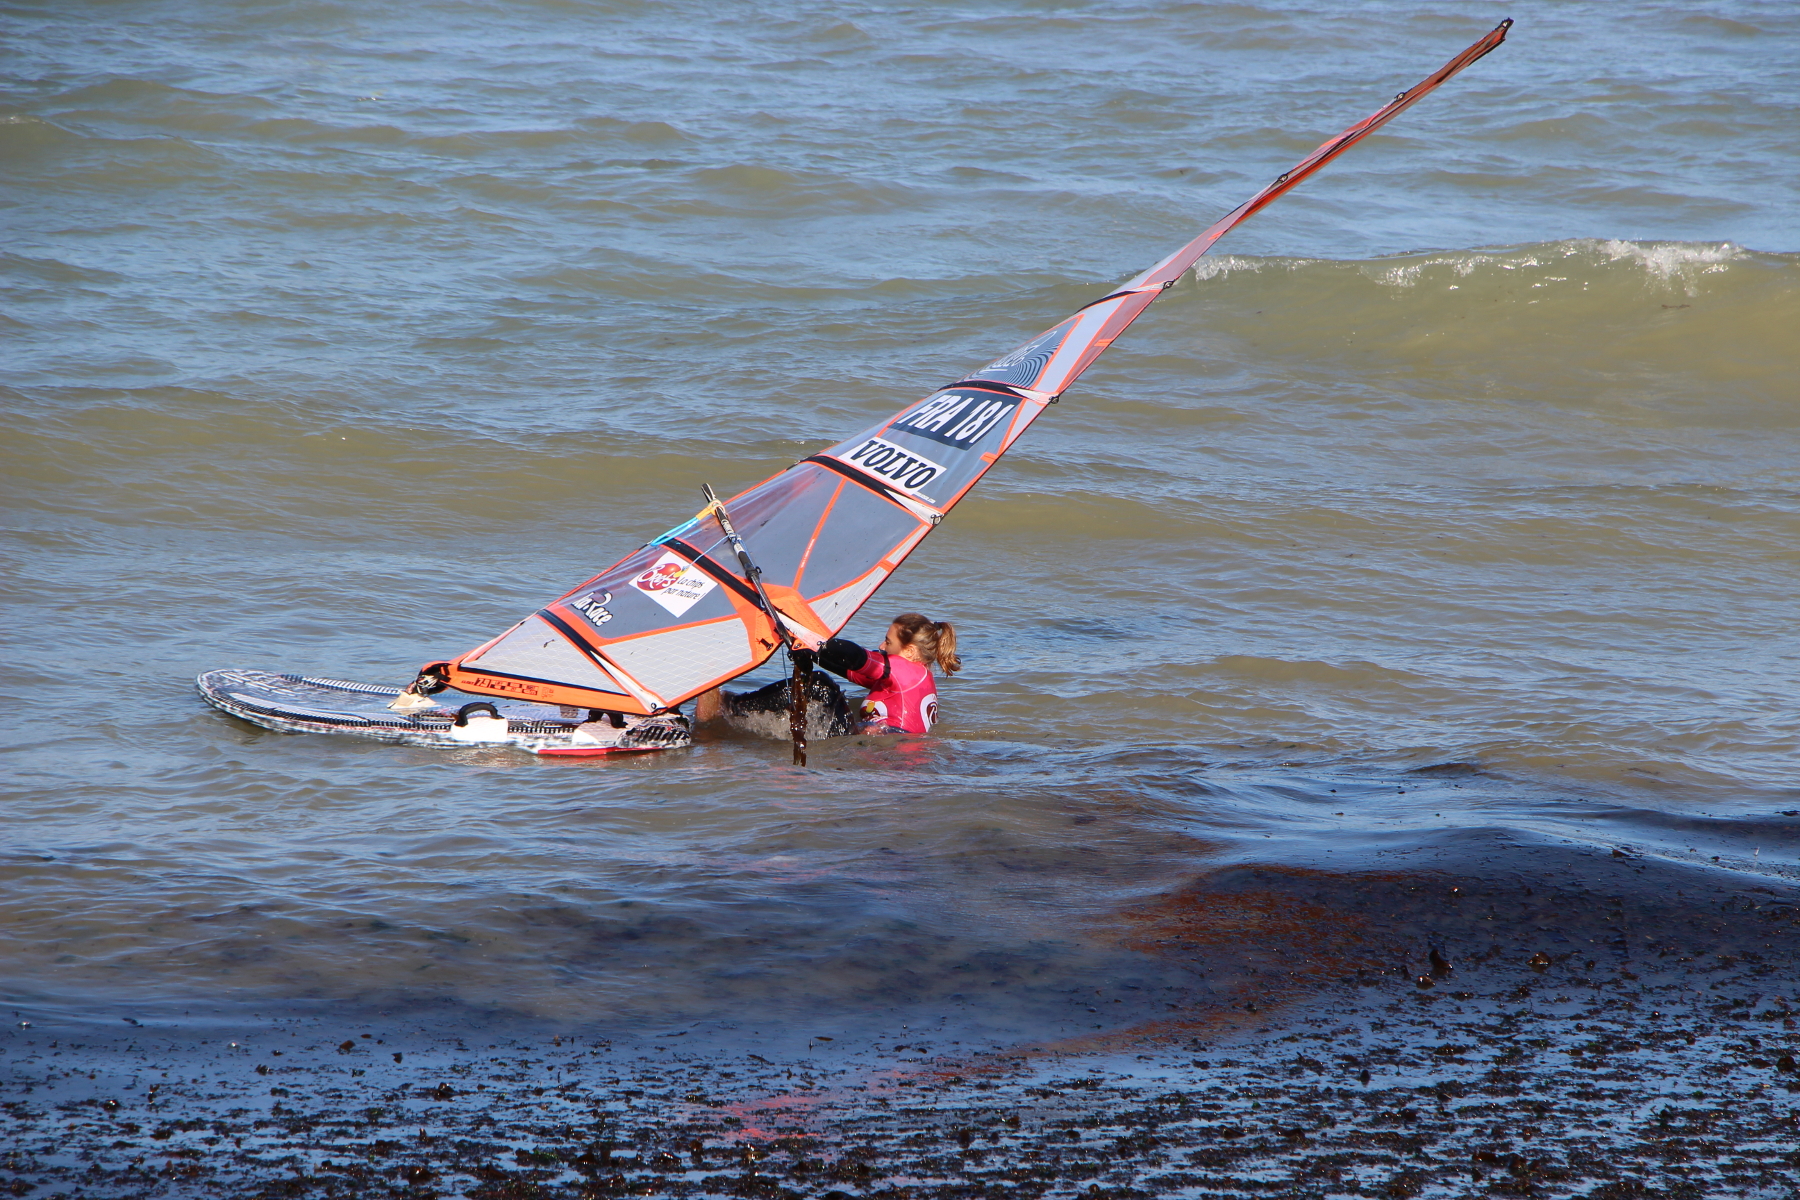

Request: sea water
left=3, top=0, right=1799, bottom=1189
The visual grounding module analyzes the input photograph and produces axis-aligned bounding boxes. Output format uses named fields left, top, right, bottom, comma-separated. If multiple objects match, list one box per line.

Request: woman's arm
left=817, top=637, right=869, bottom=677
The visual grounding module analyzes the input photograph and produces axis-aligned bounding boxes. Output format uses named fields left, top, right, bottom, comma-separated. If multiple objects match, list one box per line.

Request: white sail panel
left=809, top=567, right=890, bottom=630
left=464, top=615, right=628, bottom=694
left=601, top=618, right=756, bottom=704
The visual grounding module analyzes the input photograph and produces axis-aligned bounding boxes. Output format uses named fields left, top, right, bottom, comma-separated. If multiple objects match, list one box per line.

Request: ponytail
left=889, top=612, right=961, bottom=676
left=932, top=621, right=960, bottom=676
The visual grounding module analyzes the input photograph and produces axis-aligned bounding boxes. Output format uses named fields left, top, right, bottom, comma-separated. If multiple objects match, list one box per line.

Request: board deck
left=196, top=669, right=691, bottom=757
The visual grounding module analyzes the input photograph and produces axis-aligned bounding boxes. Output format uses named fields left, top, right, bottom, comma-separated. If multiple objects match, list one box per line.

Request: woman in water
left=694, top=612, right=959, bottom=737
left=818, top=612, right=959, bottom=735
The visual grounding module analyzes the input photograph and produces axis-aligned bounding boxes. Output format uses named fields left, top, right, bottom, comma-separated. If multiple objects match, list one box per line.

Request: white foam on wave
left=1190, top=238, right=1747, bottom=296
left=1189, top=253, right=1317, bottom=283
left=1364, top=248, right=1547, bottom=288
left=1598, top=238, right=1742, bottom=287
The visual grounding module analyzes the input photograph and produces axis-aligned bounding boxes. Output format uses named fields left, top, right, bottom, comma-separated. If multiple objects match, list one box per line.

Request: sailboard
left=198, top=20, right=1510, bottom=757
left=195, top=670, right=692, bottom=756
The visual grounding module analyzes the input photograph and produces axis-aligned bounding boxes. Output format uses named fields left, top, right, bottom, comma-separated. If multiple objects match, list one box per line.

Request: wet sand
left=9, top=849, right=1798, bottom=1199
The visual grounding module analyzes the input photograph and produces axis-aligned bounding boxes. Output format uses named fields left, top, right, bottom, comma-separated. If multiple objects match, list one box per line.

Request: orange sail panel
left=443, top=20, right=1511, bottom=714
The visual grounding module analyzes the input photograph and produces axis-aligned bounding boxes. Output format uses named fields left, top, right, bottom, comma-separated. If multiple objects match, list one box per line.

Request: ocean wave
left=1172, top=238, right=1798, bottom=423
left=1192, top=237, right=1763, bottom=292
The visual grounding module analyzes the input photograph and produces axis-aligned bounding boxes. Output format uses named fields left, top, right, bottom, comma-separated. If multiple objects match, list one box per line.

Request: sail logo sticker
left=837, top=436, right=946, bottom=498
left=630, top=552, right=717, bottom=617
left=892, top=390, right=1019, bottom=449
left=573, top=591, right=615, bottom=627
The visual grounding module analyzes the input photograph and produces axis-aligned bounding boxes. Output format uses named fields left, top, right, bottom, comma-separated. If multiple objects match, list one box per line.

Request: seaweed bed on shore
left=7, top=854, right=1800, bottom=1199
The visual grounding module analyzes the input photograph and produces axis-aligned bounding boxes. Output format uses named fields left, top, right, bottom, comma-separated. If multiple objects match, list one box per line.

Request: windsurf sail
left=438, top=20, right=1511, bottom=715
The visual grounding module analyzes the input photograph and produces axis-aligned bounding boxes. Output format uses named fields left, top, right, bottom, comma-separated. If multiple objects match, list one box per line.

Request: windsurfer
left=695, top=612, right=960, bottom=737
left=819, top=612, right=958, bottom=735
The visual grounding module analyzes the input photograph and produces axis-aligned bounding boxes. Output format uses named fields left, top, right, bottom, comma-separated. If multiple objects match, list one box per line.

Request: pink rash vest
left=845, top=650, right=939, bottom=735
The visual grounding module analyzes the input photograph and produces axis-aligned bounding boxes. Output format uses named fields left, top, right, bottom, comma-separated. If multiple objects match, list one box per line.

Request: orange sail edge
left=443, top=646, right=759, bottom=716
left=441, top=664, right=657, bottom=716
left=441, top=586, right=836, bottom=716
left=760, top=582, right=834, bottom=642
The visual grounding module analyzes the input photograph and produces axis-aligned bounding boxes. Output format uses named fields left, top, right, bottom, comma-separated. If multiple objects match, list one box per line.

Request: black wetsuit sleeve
left=817, top=637, right=869, bottom=677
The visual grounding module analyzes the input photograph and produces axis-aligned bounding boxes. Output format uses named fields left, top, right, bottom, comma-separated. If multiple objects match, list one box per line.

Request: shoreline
left=8, top=883, right=1798, bottom=1199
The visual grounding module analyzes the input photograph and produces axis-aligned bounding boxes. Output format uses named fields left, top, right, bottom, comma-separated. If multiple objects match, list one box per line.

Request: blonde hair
left=890, top=612, right=960, bottom=675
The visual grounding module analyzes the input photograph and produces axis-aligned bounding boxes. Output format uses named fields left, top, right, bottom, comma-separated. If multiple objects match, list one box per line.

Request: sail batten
left=440, top=21, right=1510, bottom=714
